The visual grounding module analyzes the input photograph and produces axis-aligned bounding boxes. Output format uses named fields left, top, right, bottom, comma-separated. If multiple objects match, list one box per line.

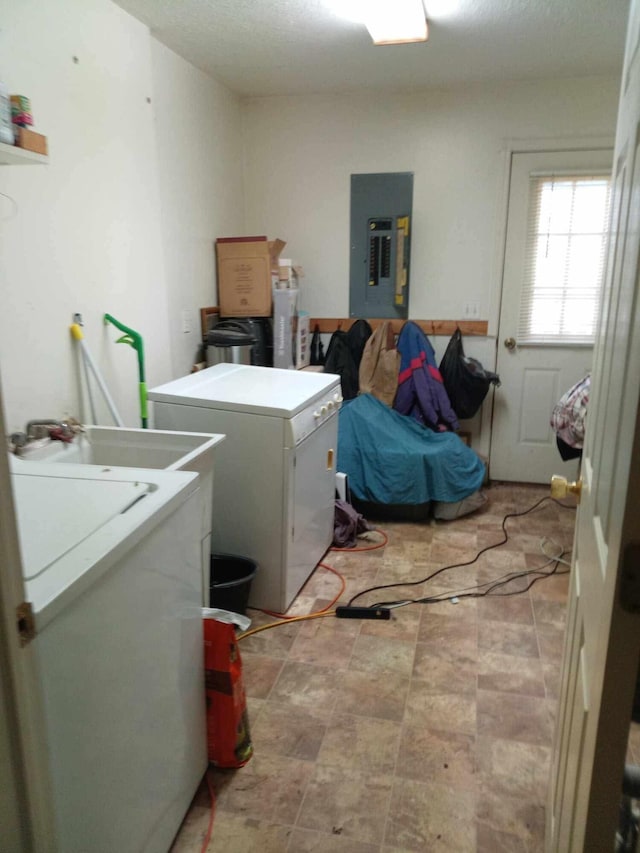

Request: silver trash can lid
left=207, top=323, right=257, bottom=347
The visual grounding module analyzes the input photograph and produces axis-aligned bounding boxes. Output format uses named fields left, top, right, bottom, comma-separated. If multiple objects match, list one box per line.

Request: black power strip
left=335, top=606, right=391, bottom=620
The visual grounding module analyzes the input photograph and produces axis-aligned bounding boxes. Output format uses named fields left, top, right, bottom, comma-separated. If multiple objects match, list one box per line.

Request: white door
left=547, top=1, right=640, bottom=848
left=0, top=377, right=57, bottom=851
left=491, top=147, right=612, bottom=483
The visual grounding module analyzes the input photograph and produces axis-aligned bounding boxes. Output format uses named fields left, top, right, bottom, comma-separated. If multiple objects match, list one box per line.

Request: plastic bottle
left=0, top=80, right=15, bottom=144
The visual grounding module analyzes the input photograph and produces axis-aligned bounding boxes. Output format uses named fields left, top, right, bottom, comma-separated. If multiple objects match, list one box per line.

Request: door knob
left=504, top=337, right=517, bottom=350
left=551, top=474, right=582, bottom=503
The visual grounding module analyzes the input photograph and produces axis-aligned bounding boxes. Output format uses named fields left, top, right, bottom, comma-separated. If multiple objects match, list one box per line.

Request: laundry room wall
left=240, top=77, right=619, bottom=455
left=242, top=78, right=619, bottom=332
left=0, top=0, right=244, bottom=434
left=150, top=40, right=245, bottom=378
left=0, top=0, right=621, bottom=449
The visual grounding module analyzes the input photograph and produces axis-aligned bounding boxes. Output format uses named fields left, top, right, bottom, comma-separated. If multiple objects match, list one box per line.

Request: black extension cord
left=347, top=495, right=575, bottom=611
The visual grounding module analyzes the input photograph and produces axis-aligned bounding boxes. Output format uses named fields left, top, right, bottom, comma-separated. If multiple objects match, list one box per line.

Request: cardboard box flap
left=217, top=235, right=267, bottom=244
left=269, top=239, right=286, bottom=263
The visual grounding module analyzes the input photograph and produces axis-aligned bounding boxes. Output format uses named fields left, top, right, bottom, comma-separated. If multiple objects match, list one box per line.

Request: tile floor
left=171, top=482, right=578, bottom=852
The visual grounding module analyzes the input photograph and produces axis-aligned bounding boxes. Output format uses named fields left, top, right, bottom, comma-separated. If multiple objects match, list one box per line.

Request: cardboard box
left=14, top=127, right=47, bottom=156
left=216, top=236, right=285, bottom=317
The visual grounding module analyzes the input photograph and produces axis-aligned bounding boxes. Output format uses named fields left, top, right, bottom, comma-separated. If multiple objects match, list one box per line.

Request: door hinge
left=620, top=542, right=640, bottom=613
left=16, top=601, right=36, bottom=646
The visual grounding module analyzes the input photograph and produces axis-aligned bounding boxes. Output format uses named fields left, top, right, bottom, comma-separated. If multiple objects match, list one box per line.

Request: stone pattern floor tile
left=170, top=483, right=577, bottom=852
left=296, top=766, right=393, bottom=844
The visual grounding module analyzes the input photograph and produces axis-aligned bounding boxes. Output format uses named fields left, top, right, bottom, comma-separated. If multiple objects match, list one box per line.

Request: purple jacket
left=394, top=322, right=459, bottom=431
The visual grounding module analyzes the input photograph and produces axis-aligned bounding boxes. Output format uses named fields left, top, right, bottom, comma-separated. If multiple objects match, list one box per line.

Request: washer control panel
left=290, top=387, right=343, bottom=446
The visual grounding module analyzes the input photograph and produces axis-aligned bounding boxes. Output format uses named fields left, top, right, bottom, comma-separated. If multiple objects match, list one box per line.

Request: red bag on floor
left=203, top=618, right=253, bottom=768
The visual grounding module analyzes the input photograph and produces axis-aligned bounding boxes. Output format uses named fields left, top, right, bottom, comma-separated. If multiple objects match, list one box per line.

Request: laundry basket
left=209, top=553, right=258, bottom=615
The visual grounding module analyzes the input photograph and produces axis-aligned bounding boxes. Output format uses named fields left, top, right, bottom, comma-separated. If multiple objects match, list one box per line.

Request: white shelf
left=0, top=140, right=48, bottom=165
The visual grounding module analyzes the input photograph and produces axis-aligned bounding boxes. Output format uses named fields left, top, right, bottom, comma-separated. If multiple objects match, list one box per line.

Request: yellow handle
left=70, top=324, right=84, bottom=341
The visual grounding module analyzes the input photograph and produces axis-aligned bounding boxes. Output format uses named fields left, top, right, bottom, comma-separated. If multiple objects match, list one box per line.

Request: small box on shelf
left=14, top=127, right=47, bottom=156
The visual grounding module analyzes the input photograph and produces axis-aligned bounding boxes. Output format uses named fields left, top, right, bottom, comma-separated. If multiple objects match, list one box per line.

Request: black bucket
left=209, top=553, right=258, bottom=615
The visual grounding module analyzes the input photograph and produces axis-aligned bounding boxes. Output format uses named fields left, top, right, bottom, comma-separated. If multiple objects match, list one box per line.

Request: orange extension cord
left=238, top=529, right=388, bottom=639
left=200, top=771, right=216, bottom=853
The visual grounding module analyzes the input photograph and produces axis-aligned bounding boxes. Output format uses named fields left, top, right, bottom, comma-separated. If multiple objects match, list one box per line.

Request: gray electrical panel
left=349, top=172, right=413, bottom=319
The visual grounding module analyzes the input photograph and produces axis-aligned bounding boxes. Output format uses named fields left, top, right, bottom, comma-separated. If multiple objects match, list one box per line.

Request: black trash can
left=209, top=553, right=258, bottom=615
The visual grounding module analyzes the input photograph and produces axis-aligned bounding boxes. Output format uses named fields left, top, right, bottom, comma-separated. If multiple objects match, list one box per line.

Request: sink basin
left=21, top=425, right=222, bottom=470
left=16, top=425, right=226, bottom=604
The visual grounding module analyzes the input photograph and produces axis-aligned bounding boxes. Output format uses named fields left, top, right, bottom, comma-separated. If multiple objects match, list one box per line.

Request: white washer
left=149, top=364, right=342, bottom=612
left=16, top=426, right=226, bottom=606
left=11, top=460, right=206, bottom=853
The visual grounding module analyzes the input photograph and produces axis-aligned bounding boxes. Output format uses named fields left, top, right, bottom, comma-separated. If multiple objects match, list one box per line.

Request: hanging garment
left=309, top=324, right=325, bottom=366
left=324, top=319, right=373, bottom=400
left=345, top=318, right=373, bottom=370
left=358, top=321, right=401, bottom=407
left=439, top=328, right=500, bottom=419
left=394, top=321, right=459, bottom=431
left=324, top=330, right=359, bottom=399
left=551, top=374, right=590, bottom=449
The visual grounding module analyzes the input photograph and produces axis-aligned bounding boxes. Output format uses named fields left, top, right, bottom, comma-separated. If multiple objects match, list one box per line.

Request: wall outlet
left=181, top=309, right=192, bottom=333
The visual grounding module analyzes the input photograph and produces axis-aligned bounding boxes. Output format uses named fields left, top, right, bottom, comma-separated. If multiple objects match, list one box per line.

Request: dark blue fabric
left=394, top=322, right=459, bottom=431
left=337, top=394, right=485, bottom=505
left=397, top=320, right=438, bottom=374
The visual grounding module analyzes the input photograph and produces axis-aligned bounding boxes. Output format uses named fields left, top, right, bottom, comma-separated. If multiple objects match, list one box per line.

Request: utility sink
left=16, top=425, right=226, bottom=604
left=20, top=425, right=222, bottom=471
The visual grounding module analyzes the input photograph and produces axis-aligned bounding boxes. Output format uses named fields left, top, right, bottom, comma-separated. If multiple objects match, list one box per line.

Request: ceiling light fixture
left=363, top=0, right=428, bottom=45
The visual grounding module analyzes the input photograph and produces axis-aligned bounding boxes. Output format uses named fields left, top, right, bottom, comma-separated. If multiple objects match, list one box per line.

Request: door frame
left=0, top=380, right=57, bottom=851
left=486, top=134, right=615, bottom=480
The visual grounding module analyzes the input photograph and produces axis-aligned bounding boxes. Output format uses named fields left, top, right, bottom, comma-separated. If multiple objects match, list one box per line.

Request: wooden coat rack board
left=306, top=319, right=488, bottom=336
left=200, top=307, right=487, bottom=341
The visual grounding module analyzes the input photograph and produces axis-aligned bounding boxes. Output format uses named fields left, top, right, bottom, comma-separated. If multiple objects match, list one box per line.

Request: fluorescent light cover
left=364, top=0, right=428, bottom=44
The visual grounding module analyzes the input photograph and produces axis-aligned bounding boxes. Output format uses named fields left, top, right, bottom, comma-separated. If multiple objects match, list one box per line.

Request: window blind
left=518, top=173, right=611, bottom=345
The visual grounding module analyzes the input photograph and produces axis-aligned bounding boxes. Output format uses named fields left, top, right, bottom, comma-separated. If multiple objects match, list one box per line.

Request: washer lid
left=13, top=475, right=150, bottom=581
left=149, top=363, right=341, bottom=417
left=10, top=462, right=199, bottom=629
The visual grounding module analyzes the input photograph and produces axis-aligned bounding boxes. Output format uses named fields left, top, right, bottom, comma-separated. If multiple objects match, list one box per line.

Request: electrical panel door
left=350, top=173, right=413, bottom=319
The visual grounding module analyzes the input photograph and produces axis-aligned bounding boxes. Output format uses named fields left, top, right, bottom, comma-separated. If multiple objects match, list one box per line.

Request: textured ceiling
left=113, top=0, right=630, bottom=97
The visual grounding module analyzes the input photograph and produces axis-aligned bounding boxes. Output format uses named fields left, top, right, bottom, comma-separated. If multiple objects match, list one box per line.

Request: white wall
left=0, top=0, right=621, bottom=455
left=0, top=0, right=245, bottom=434
left=242, top=77, right=619, bottom=329
left=150, top=41, right=244, bottom=377
left=0, top=0, right=170, bottom=432
left=241, top=76, right=619, bottom=454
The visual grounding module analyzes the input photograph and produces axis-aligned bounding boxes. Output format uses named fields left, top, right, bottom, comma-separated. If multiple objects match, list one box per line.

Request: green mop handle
left=104, top=314, right=148, bottom=429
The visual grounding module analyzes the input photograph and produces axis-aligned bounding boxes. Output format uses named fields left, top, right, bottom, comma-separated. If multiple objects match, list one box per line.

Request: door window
left=518, top=173, right=611, bottom=345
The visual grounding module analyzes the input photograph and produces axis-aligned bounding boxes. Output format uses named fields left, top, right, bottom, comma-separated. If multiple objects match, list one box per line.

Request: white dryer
left=149, top=364, right=342, bottom=612
left=11, top=459, right=206, bottom=853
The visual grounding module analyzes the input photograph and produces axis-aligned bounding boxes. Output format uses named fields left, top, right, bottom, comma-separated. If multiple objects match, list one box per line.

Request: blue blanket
left=337, top=394, right=485, bottom=504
